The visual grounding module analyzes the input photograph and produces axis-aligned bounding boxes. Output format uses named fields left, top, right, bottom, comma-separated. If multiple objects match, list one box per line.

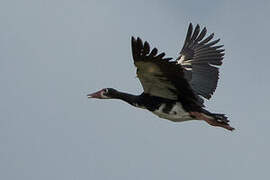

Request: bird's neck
left=112, top=91, right=140, bottom=106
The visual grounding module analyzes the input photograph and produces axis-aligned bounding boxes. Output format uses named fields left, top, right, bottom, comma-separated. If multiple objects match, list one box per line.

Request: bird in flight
left=88, top=23, right=234, bottom=131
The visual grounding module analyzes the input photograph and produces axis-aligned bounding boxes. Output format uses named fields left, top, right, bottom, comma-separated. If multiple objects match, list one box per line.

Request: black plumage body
left=133, top=93, right=176, bottom=112
left=110, top=90, right=194, bottom=122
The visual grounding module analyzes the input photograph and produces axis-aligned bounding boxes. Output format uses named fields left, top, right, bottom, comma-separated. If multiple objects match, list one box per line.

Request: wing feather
left=131, top=36, right=203, bottom=109
left=178, top=23, right=225, bottom=99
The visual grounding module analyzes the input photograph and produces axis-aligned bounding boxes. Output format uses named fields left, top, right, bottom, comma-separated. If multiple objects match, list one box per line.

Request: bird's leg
left=190, top=112, right=234, bottom=131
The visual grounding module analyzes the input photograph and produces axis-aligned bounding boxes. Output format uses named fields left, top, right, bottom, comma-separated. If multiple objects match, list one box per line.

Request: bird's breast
left=152, top=102, right=193, bottom=122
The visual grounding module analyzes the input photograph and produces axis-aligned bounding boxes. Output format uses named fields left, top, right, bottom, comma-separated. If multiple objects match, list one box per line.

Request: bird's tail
left=207, top=112, right=235, bottom=131
left=211, top=113, right=229, bottom=123
left=191, top=110, right=235, bottom=131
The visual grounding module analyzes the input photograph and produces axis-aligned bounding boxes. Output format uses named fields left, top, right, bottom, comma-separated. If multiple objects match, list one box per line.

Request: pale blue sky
left=1, top=0, right=270, bottom=179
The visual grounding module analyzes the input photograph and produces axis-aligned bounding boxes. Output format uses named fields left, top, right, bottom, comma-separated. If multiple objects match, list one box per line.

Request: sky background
left=1, top=0, right=270, bottom=179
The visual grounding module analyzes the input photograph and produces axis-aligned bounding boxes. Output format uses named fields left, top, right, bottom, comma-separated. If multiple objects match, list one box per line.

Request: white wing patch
left=153, top=103, right=193, bottom=122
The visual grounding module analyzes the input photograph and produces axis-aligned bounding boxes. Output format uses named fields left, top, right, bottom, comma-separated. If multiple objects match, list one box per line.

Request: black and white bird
left=88, top=23, right=234, bottom=131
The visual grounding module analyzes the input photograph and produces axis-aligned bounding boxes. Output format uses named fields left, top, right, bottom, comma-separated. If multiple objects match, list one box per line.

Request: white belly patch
left=152, top=103, right=193, bottom=122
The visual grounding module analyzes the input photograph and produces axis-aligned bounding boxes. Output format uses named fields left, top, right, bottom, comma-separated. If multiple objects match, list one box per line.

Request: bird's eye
left=103, top=88, right=108, bottom=94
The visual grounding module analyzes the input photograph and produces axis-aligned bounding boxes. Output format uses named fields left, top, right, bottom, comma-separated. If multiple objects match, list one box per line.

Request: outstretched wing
left=178, top=23, right=225, bottom=99
left=131, top=37, right=203, bottom=108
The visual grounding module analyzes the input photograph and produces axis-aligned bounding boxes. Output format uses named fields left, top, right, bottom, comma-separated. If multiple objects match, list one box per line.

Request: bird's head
left=87, top=88, right=117, bottom=99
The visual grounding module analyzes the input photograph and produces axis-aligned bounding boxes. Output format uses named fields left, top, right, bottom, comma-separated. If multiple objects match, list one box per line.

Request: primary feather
left=177, top=23, right=225, bottom=99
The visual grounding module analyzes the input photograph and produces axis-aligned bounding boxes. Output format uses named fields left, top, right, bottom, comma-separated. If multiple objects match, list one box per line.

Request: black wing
left=131, top=37, right=203, bottom=109
left=178, top=23, right=225, bottom=99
